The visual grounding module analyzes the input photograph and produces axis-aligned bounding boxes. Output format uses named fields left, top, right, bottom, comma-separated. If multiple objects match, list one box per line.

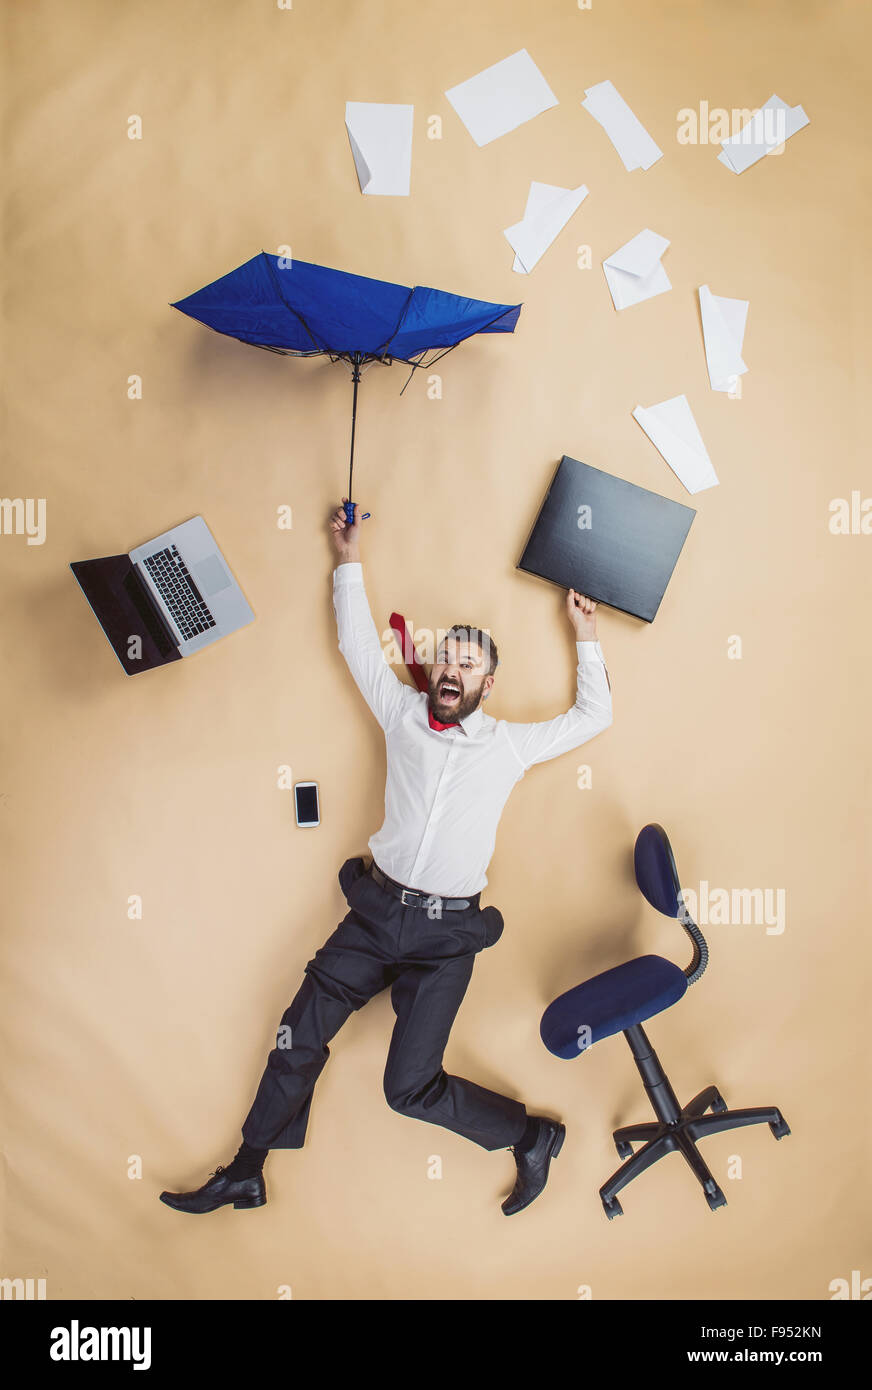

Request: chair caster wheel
left=705, top=1185, right=727, bottom=1211
left=601, top=1194, right=623, bottom=1220
left=769, top=1116, right=790, bottom=1139
left=615, top=1139, right=633, bottom=1159
left=711, top=1092, right=727, bottom=1113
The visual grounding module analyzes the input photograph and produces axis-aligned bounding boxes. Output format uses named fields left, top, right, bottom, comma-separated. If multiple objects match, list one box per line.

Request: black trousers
left=241, top=855, right=528, bottom=1152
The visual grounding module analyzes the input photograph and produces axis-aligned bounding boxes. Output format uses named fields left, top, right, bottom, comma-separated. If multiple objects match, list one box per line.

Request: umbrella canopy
left=171, top=252, right=522, bottom=525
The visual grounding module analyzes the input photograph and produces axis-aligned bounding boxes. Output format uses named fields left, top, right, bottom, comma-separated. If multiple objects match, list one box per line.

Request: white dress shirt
left=333, top=561, right=613, bottom=897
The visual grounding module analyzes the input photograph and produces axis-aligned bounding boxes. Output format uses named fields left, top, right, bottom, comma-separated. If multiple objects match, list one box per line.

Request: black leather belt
left=369, top=860, right=478, bottom=912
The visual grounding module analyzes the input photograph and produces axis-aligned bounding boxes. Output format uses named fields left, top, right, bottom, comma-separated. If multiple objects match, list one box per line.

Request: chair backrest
left=634, top=823, right=709, bottom=985
left=634, top=823, right=682, bottom=915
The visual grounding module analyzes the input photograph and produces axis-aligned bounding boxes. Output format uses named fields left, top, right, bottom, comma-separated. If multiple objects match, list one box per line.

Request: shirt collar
left=459, top=704, right=486, bottom=736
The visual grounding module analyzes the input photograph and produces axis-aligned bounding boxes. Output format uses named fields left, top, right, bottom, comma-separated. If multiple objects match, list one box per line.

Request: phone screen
left=295, top=783, right=319, bottom=825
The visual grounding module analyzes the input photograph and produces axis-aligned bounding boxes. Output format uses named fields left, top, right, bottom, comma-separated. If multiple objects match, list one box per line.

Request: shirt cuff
left=576, top=639, right=604, bottom=659
left=333, top=561, right=363, bottom=588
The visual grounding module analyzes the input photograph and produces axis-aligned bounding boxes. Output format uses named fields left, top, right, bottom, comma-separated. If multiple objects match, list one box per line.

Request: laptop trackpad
left=192, top=554, right=232, bottom=597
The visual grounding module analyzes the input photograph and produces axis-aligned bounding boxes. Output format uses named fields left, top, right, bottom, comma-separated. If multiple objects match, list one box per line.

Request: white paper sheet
left=581, top=79, right=662, bottom=171
left=603, top=228, right=671, bottom=310
left=717, top=94, right=809, bottom=173
left=444, top=49, right=558, bottom=147
left=503, top=181, right=589, bottom=273
left=345, top=102, right=414, bottom=195
left=698, top=285, right=749, bottom=392
left=633, top=395, right=718, bottom=494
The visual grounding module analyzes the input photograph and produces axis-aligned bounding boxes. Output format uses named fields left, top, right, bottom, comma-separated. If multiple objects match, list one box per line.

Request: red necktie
left=389, top=612, right=428, bottom=691
left=390, top=611, right=458, bottom=733
left=427, top=710, right=458, bottom=732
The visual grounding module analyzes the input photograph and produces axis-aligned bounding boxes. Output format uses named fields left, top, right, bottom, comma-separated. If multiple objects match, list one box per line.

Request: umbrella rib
left=422, top=342, right=460, bottom=368
left=250, top=342, right=322, bottom=357
left=260, top=252, right=328, bottom=353
left=397, top=343, right=460, bottom=395
left=383, top=299, right=518, bottom=375
left=376, top=287, right=417, bottom=357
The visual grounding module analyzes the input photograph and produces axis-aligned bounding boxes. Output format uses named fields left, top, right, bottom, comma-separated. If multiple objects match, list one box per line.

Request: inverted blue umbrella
left=171, top=252, right=522, bottom=528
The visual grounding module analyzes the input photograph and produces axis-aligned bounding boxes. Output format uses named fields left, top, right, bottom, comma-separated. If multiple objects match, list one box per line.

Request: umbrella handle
left=344, top=500, right=371, bottom=527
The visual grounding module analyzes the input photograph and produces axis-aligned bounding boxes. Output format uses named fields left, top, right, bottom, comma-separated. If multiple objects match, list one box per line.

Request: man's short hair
left=441, top=623, right=499, bottom=677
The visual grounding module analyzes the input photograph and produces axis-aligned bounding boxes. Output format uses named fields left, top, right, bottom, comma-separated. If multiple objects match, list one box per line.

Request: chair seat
left=540, top=954, right=688, bottom=1059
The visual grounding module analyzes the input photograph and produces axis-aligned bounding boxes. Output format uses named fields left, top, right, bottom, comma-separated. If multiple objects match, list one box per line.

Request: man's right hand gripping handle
left=329, top=496, right=365, bottom=565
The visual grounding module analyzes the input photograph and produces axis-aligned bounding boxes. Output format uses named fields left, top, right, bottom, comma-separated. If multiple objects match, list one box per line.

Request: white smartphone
left=294, top=781, right=320, bottom=828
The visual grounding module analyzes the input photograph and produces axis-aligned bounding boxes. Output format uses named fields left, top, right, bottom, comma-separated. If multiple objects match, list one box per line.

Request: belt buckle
left=400, top=887, right=418, bottom=906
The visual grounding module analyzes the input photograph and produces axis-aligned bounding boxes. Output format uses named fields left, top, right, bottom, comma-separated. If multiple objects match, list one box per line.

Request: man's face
left=428, top=635, right=494, bottom=724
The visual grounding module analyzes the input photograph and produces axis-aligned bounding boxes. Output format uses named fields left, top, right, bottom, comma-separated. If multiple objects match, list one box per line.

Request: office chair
left=539, top=824, right=790, bottom=1218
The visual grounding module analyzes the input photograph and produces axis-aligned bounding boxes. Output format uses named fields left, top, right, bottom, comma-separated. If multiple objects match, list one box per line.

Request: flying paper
left=345, top=102, right=414, bottom=195
left=445, top=49, right=558, bottom=147
left=718, top=94, right=809, bottom=173
left=504, top=181, right=589, bottom=273
left=633, top=395, right=718, bottom=494
left=699, top=285, right=749, bottom=392
left=603, top=229, right=671, bottom=310
left=581, top=79, right=662, bottom=171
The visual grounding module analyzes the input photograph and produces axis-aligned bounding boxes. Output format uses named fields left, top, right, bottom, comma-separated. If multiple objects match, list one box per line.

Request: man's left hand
left=566, top=589, right=599, bottom=641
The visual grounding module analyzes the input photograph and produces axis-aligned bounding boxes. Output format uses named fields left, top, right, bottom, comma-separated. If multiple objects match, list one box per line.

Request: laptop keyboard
left=142, top=545, right=217, bottom=642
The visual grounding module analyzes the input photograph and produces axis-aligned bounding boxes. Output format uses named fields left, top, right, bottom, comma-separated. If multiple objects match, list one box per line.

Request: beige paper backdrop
left=1, top=0, right=870, bottom=1300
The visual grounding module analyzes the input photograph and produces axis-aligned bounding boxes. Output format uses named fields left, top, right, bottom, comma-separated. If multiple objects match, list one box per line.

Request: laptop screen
left=70, top=556, right=181, bottom=674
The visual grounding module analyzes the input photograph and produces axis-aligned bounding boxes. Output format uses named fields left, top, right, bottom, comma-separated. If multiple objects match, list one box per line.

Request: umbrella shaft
left=349, top=352, right=362, bottom=497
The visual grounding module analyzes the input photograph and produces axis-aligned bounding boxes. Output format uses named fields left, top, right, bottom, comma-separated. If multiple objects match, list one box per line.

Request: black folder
left=517, top=455, right=696, bottom=622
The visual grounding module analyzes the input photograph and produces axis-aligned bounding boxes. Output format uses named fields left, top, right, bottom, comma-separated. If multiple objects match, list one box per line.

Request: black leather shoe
left=159, top=1165, right=266, bottom=1214
left=501, top=1117, right=565, bottom=1216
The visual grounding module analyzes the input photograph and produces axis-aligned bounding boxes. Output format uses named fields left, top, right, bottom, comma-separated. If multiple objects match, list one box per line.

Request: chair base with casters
left=540, top=825, right=790, bottom=1220
left=599, top=1021, right=789, bottom=1219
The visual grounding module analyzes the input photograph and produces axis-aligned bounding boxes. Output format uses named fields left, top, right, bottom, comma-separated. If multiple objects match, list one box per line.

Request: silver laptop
left=70, top=515, right=254, bottom=674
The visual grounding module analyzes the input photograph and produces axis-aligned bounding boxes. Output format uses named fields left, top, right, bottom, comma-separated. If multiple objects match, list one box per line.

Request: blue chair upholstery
left=540, top=954, right=688, bottom=1059
left=634, top=823, right=682, bottom=916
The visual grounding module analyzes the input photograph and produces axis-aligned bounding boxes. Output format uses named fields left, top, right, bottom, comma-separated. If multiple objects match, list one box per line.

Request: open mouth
left=439, top=682, right=461, bottom=705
